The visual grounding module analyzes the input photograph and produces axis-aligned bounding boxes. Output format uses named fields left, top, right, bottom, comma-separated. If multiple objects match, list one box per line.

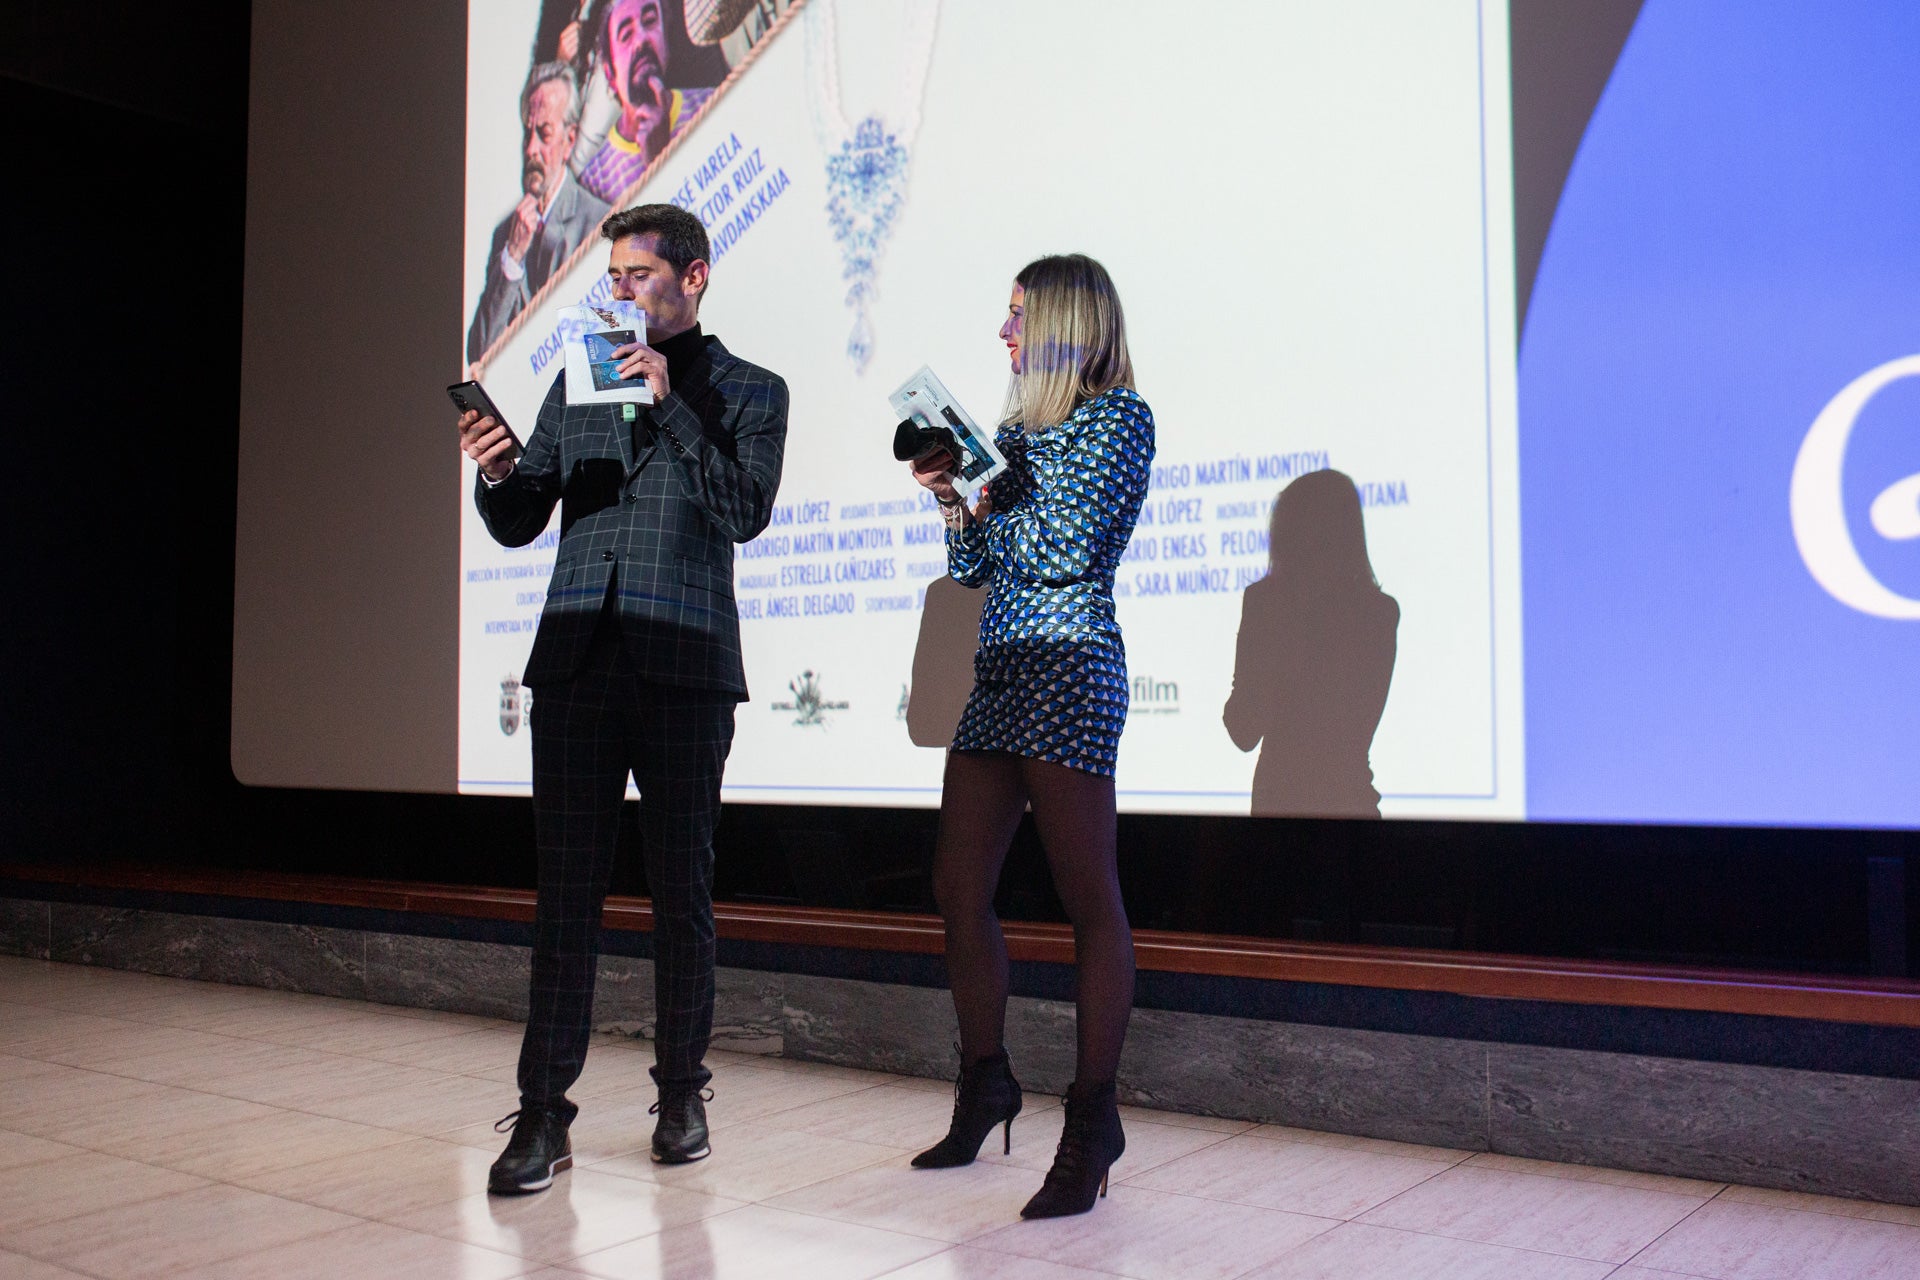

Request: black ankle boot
left=1020, top=1079, right=1125, bottom=1218
left=912, top=1048, right=1023, bottom=1169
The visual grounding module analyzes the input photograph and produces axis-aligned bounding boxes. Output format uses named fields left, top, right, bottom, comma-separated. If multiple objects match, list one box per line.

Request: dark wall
left=3, top=7, right=249, bottom=867
left=1, top=2, right=531, bottom=883
left=2, top=2, right=1912, bottom=983
left=0, top=0, right=250, bottom=127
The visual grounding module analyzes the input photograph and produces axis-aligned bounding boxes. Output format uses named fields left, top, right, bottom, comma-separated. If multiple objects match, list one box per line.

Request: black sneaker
left=650, top=1087, right=713, bottom=1163
left=488, top=1108, right=572, bottom=1194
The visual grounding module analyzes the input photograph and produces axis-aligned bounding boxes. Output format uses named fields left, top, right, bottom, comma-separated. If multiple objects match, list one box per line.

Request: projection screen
left=447, top=0, right=1920, bottom=827
left=459, top=0, right=1522, bottom=818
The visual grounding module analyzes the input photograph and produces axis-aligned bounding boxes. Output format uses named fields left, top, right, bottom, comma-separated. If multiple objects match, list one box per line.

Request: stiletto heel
left=912, top=1049, right=1023, bottom=1169
left=1003, top=1118, right=1013, bottom=1154
left=1020, top=1080, right=1126, bottom=1218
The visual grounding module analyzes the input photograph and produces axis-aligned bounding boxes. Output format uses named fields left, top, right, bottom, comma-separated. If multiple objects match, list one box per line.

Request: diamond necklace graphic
left=803, top=0, right=940, bottom=373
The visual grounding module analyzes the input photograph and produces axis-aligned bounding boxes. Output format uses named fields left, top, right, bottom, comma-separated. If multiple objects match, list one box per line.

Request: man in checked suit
left=456, top=203, right=788, bottom=1193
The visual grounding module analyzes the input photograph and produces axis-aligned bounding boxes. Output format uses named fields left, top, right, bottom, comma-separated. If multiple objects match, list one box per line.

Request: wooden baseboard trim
left=7, top=862, right=1919, bottom=1027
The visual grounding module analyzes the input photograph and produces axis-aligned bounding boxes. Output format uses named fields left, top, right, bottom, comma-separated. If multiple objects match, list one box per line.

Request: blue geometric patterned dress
left=946, top=386, right=1156, bottom=776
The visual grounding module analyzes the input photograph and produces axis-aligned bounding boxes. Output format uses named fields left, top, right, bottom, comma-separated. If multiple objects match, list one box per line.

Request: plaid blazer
left=476, top=335, right=788, bottom=697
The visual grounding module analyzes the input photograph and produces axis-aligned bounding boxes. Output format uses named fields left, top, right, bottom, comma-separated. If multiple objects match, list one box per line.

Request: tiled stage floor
left=1, top=957, right=1916, bottom=1279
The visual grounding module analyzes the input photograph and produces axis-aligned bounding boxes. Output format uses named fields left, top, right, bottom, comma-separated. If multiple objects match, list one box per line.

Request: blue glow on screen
left=1519, top=1, right=1920, bottom=826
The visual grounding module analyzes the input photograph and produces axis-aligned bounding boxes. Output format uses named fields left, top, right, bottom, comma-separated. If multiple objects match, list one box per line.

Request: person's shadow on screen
left=906, top=575, right=986, bottom=747
left=1223, top=469, right=1399, bottom=819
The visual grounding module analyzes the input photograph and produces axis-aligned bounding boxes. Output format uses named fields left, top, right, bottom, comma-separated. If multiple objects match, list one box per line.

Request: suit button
left=624, top=492, right=637, bottom=503
left=601, top=551, right=615, bottom=562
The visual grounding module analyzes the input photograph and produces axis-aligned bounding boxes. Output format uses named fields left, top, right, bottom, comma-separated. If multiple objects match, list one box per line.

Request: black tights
left=931, top=749, right=1134, bottom=1087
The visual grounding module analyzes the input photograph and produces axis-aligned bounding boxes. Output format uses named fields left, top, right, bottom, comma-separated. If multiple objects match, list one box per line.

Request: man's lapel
left=613, top=402, right=638, bottom=474
left=625, top=336, right=726, bottom=481
left=625, top=415, right=653, bottom=478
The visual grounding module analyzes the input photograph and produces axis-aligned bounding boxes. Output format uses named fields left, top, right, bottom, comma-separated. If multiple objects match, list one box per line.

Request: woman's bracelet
left=939, top=497, right=970, bottom=530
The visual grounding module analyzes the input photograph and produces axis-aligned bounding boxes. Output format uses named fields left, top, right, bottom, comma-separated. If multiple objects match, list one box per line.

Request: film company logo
left=499, top=674, right=530, bottom=736
left=1129, top=674, right=1180, bottom=717
left=1791, top=353, right=1920, bottom=619
left=772, top=670, right=849, bottom=727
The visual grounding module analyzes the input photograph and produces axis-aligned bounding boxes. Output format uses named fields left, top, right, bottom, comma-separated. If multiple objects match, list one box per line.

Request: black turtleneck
left=652, top=323, right=706, bottom=389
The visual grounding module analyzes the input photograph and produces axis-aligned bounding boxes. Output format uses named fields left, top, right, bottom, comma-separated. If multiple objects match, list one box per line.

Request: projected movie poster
left=457, top=0, right=1525, bottom=817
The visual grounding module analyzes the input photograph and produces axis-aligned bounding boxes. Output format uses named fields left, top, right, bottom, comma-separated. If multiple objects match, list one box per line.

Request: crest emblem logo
left=499, top=675, right=524, bottom=736
left=771, top=669, right=850, bottom=727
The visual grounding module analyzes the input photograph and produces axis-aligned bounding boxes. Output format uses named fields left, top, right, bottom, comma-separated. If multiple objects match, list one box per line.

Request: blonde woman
left=907, top=254, right=1155, bottom=1218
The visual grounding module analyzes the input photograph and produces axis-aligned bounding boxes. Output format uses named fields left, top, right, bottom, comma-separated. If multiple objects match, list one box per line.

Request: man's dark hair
left=601, top=203, right=711, bottom=287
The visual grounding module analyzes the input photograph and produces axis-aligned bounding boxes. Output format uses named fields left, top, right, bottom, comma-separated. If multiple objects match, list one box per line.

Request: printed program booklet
left=558, top=301, right=656, bottom=406
left=889, top=365, right=1008, bottom=500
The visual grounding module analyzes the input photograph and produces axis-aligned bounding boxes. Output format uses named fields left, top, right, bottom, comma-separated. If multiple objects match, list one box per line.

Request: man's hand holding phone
left=449, top=381, right=522, bottom=483
left=459, top=410, right=518, bottom=482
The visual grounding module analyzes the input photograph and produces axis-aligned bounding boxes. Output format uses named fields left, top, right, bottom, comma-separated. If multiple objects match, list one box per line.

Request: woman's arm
left=983, top=395, right=1153, bottom=584
left=911, top=448, right=996, bottom=587
left=946, top=511, right=993, bottom=587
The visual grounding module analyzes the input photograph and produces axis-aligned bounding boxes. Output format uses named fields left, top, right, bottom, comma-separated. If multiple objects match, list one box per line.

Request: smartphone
left=447, top=380, right=524, bottom=464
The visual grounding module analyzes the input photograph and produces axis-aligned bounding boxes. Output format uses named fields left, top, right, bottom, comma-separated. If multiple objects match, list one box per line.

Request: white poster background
left=459, top=0, right=1524, bottom=819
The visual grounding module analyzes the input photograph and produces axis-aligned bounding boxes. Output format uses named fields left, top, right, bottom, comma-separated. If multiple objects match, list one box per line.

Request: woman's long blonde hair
left=1002, top=254, right=1135, bottom=431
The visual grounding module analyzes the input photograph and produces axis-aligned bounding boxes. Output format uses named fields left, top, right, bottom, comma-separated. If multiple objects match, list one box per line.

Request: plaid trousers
left=517, top=614, right=736, bottom=1122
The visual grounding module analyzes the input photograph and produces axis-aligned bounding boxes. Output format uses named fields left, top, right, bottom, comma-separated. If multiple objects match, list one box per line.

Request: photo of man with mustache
left=576, top=0, right=722, bottom=206
left=468, top=60, right=614, bottom=364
